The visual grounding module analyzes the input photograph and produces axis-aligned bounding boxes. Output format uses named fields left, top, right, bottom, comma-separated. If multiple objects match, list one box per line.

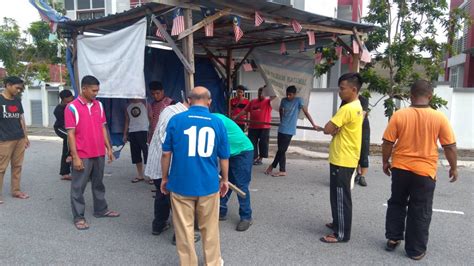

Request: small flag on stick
left=171, top=8, right=185, bottom=36
left=307, top=31, right=315, bottom=45
left=155, top=16, right=167, bottom=40
left=201, top=7, right=215, bottom=37
left=280, top=42, right=287, bottom=55
left=255, top=11, right=264, bottom=27
left=291, top=19, right=302, bottom=33
left=233, top=16, right=244, bottom=43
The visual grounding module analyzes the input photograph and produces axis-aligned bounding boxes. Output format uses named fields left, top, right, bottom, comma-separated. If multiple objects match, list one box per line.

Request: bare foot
left=61, top=175, right=72, bottom=180
left=13, top=192, right=30, bottom=199
left=271, top=172, right=287, bottom=177
left=264, top=165, right=273, bottom=175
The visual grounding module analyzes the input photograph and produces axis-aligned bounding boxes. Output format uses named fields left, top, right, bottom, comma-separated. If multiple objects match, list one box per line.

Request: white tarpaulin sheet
left=252, top=49, right=314, bottom=116
left=77, top=18, right=147, bottom=98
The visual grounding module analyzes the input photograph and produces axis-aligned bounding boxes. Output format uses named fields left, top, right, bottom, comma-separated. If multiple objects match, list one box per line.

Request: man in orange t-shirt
left=381, top=80, right=458, bottom=261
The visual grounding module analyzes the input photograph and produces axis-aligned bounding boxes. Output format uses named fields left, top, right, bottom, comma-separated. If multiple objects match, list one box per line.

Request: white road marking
left=382, top=203, right=464, bottom=215
left=249, top=189, right=259, bottom=192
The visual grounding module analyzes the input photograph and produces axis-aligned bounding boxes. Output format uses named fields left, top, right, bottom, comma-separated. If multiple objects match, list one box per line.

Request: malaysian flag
left=307, top=30, right=315, bottom=45
left=155, top=16, right=167, bottom=40
left=280, top=42, right=287, bottom=55
left=255, top=11, right=264, bottom=27
left=233, top=16, right=244, bottom=43
left=314, top=52, right=322, bottom=64
left=171, top=8, right=185, bottom=36
left=243, top=61, right=253, bottom=72
left=29, top=0, right=69, bottom=33
left=361, top=47, right=371, bottom=63
left=335, top=46, right=343, bottom=57
left=201, top=7, right=215, bottom=37
left=299, top=40, right=306, bottom=52
left=352, top=40, right=359, bottom=54
left=291, top=19, right=302, bottom=33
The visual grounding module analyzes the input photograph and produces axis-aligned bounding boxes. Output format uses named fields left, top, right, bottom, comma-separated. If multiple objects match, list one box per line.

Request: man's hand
left=383, top=161, right=391, bottom=176
left=160, top=179, right=169, bottom=195
left=122, top=135, right=128, bottom=144
left=219, top=180, right=229, bottom=197
left=107, top=149, right=115, bottom=163
left=313, top=125, right=323, bottom=132
left=73, top=157, right=84, bottom=171
left=449, top=167, right=458, bottom=183
left=24, top=137, right=30, bottom=149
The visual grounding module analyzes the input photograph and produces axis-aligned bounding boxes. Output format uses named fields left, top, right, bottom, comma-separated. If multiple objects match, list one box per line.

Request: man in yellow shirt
left=320, top=73, right=364, bottom=243
left=382, top=80, right=457, bottom=260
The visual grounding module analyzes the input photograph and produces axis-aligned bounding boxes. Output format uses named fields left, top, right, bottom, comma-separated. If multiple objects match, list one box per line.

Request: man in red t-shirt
left=234, top=86, right=276, bottom=165
left=230, top=85, right=250, bottom=132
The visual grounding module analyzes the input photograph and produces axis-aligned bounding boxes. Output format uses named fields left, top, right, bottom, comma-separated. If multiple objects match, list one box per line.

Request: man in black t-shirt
left=54, top=90, right=74, bottom=181
left=0, top=76, right=30, bottom=204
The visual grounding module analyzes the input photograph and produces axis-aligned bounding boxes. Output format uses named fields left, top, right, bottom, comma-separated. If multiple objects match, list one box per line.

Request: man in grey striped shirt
left=145, top=101, right=188, bottom=235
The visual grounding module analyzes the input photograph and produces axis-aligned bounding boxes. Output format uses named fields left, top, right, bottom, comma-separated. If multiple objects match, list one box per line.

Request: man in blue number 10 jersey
left=161, top=86, right=230, bottom=266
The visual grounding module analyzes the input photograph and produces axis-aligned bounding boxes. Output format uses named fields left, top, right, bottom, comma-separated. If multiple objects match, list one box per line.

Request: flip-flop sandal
left=74, top=220, right=89, bottom=230
left=271, top=172, right=287, bottom=177
left=61, top=175, right=72, bottom=181
left=320, top=234, right=347, bottom=244
left=131, top=177, right=145, bottom=183
left=96, top=210, right=120, bottom=218
left=325, top=223, right=334, bottom=229
left=0, top=200, right=4, bottom=204
left=148, top=180, right=155, bottom=185
left=13, top=192, right=29, bottom=199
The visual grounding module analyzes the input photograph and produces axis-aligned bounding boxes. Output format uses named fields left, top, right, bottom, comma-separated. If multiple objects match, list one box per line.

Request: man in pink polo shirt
left=65, top=75, right=120, bottom=230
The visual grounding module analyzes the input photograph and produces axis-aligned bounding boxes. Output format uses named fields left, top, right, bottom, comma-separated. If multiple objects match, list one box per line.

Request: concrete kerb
left=30, top=135, right=474, bottom=169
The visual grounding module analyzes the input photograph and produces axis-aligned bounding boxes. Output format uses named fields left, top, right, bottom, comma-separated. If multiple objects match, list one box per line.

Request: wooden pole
left=226, top=49, right=233, bottom=116
left=183, top=8, right=195, bottom=96
left=72, top=32, right=80, bottom=94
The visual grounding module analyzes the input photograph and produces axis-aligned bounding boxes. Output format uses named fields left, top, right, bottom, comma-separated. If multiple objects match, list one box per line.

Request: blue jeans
left=220, top=150, right=253, bottom=221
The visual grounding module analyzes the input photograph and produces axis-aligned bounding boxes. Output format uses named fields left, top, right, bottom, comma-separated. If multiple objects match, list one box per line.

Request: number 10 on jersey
left=184, top=126, right=216, bottom=157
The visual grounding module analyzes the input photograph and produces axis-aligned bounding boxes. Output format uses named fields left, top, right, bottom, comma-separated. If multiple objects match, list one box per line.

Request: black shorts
left=359, top=127, right=370, bottom=168
left=129, top=131, right=148, bottom=164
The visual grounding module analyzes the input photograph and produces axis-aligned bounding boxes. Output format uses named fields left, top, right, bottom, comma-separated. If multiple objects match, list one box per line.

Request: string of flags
left=149, top=7, right=371, bottom=63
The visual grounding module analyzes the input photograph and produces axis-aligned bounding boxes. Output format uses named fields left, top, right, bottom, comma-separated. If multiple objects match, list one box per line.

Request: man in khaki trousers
left=0, top=76, right=30, bottom=204
left=161, top=86, right=230, bottom=266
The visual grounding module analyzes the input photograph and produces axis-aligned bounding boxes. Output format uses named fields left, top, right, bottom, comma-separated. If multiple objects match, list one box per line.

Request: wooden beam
left=177, top=9, right=231, bottom=40
left=183, top=8, right=195, bottom=95
left=151, top=15, right=194, bottom=74
left=352, top=27, right=363, bottom=51
left=202, top=45, right=226, bottom=69
left=336, top=36, right=354, bottom=55
left=231, top=47, right=254, bottom=79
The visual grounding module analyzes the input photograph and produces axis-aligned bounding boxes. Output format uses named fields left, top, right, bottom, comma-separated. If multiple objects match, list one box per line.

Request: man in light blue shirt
left=265, top=85, right=321, bottom=177
left=161, top=86, right=229, bottom=266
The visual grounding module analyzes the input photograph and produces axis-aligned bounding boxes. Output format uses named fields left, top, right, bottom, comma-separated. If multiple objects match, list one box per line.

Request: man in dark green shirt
left=214, top=113, right=254, bottom=231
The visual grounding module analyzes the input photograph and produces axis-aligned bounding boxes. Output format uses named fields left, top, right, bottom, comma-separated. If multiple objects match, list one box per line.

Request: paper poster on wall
left=252, top=49, right=314, bottom=118
left=77, top=18, right=147, bottom=98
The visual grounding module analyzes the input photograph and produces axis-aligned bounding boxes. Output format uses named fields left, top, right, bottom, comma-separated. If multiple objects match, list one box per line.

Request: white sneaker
left=221, top=258, right=224, bottom=266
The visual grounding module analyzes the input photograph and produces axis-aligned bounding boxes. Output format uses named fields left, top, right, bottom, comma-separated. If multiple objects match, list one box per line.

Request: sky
left=0, top=1, right=41, bottom=33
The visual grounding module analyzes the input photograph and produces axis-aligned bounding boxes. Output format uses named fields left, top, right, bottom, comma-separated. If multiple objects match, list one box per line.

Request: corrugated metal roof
left=59, top=1, right=376, bottom=50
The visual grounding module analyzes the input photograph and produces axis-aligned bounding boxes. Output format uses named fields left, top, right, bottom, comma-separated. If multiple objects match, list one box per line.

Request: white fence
left=295, top=83, right=474, bottom=149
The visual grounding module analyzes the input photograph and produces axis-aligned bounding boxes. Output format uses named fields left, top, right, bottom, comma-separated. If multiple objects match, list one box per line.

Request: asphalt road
left=0, top=138, right=472, bottom=265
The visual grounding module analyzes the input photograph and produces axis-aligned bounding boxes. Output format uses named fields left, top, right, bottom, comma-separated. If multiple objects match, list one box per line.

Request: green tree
left=362, top=0, right=471, bottom=117
left=0, top=17, right=67, bottom=84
